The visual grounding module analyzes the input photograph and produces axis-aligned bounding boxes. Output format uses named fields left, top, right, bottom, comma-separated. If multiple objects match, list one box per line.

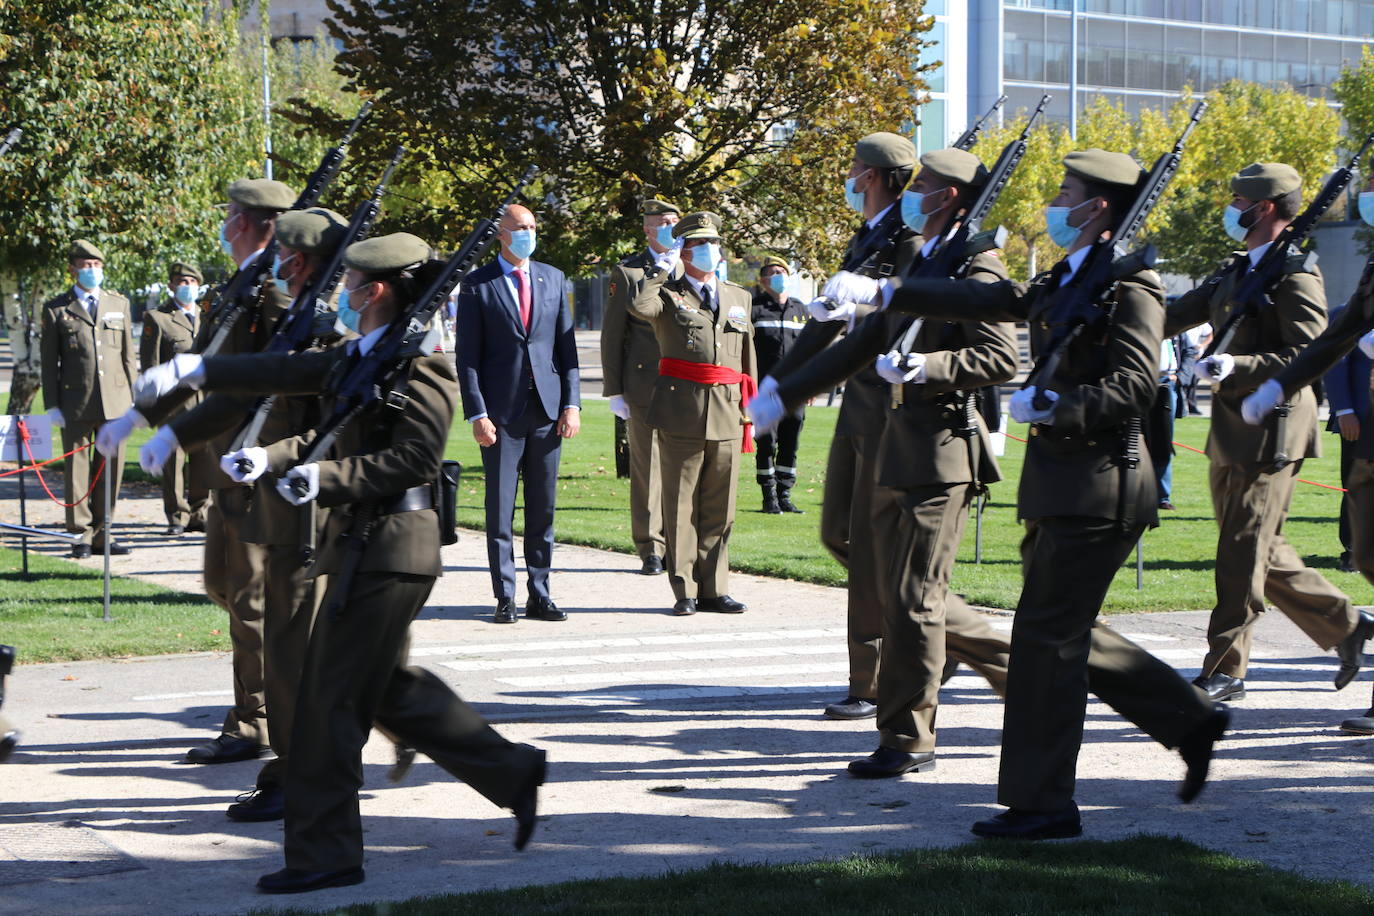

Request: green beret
left=167, top=261, right=202, bottom=283
left=277, top=207, right=348, bottom=255
left=226, top=177, right=296, bottom=211
left=920, top=148, right=989, bottom=187
left=673, top=211, right=722, bottom=241
left=759, top=255, right=789, bottom=272
left=344, top=232, right=431, bottom=274
left=641, top=198, right=680, bottom=217
left=1231, top=162, right=1302, bottom=201
left=69, top=239, right=104, bottom=262
left=855, top=132, right=917, bottom=169
left=1063, top=149, right=1144, bottom=188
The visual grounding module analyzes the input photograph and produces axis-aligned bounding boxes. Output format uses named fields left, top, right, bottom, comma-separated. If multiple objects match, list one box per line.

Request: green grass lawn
left=255, top=835, right=1373, bottom=915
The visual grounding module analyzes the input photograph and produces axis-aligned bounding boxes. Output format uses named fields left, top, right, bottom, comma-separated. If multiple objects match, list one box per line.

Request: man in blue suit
left=457, top=204, right=581, bottom=624
left=1323, top=302, right=1372, bottom=575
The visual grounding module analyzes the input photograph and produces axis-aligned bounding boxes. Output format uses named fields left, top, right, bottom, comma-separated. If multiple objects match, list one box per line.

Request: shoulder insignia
left=1282, top=250, right=1319, bottom=275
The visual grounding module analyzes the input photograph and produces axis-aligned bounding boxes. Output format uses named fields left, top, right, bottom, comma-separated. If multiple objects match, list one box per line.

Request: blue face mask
left=1360, top=192, right=1374, bottom=228
left=174, top=283, right=199, bottom=305
left=1044, top=198, right=1094, bottom=249
left=654, top=224, right=677, bottom=250
left=900, top=190, right=932, bottom=234
left=767, top=272, right=788, bottom=295
left=219, top=214, right=238, bottom=256
left=688, top=242, right=720, bottom=272
left=333, top=286, right=364, bottom=336
left=1223, top=202, right=1259, bottom=243
left=270, top=253, right=297, bottom=295
left=507, top=229, right=537, bottom=261
left=843, top=174, right=868, bottom=214
left=77, top=266, right=103, bottom=290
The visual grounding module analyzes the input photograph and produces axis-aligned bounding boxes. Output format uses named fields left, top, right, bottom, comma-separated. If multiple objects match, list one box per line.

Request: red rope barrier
left=5, top=418, right=107, bottom=507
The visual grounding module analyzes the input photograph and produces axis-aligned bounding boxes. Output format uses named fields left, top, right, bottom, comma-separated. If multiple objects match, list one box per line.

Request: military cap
left=760, top=255, right=790, bottom=272
left=1063, top=149, right=1144, bottom=187
left=226, top=177, right=296, bottom=211
left=855, top=132, right=917, bottom=169
left=920, top=148, right=989, bottom=187
left=167, top=261, right=203, bottom=282
left=276, top=207, right=348, bottom=255
left=1231, top=162, right=1302, bottom=201
left=344, top=232, right=430, bottom=274
left=672, top=211, right=722, bottom=241
left=641, top=198, right=681, bottom=217
left=69, top=239, right=104, bottom=262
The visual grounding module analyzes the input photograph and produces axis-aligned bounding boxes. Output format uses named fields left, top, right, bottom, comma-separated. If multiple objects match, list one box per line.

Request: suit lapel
left=67, top=290, right=94, bottom=326
left=527, top=262, right=548, bottom=339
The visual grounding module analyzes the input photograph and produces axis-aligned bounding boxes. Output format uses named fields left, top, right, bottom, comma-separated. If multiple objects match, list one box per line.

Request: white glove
left=757, top=375, right=778, bottom=400
left=276, top=463, right=320, bottom=506
left=1009, top=386, right=1059, bottom=425
left=608, top=394, right=631, bottom=420
left=1194, top=353, right=1235, bottom=382
left=220, top=447, right=269, bottom=483
left=875, top=351, right=926, bottom=385
left=1241, top=379, right=1283, bottom=426
left=95, top=408, right=147, bottom=456
left=821, top=270, right=881, bottom=305
left=807, top=297, right=857, bottom=323
left=134, top=353, right=206, bottom=407
left=45, top=407, right=65, bottom=429
left=139, top=425, right=179, bottom=475
left=1359, top=329, right=1374, bottom=359
left=749, top=385, right=786, bottom=435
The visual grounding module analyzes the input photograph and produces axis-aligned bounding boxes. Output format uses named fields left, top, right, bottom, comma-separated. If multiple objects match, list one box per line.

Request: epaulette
left=1282, top=249, right=1319, bottom=275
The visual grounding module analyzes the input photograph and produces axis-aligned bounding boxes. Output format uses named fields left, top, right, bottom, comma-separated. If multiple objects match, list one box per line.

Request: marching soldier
left=1164, top=162, right=1371, bottom=703
left=601, top=198, right=682, bottom=574
left=629, top=212, right=757, bottom=616
left=140, top=261, right=213, bottom=536
left=40, top=239, right=137, bottom=557
left=750, top=256, right=809, bottom=514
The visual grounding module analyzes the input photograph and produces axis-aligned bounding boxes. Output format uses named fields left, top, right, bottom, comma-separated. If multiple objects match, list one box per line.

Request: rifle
left=0, top=128, right=21, bottom=157
left=1023, top=99, right=1208, bottom=411
left=951, top=95, right=1006, bottom=152
left=200, top=101, right=373, bottom=357
left=228, top=145, right=406, bottom=465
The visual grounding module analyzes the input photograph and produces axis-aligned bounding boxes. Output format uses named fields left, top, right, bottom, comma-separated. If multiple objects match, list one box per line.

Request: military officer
left=40, top=239, right=137, bottom=557
left=602, top=198, right=681, bottom=574
left=750, top=255, right=809, bottom=514
left=767, top=132, right=922, bottom=721
left=845, top=148, right=1226, bottom=839
left=1164, top=162, right=1371, bottom=703
left=629, top=212, right=756, bottom=616
left=140, top=261, right=213, bottom=536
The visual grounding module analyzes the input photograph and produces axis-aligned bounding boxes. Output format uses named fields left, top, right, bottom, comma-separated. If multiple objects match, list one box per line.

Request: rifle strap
left=1116, top=415, right=1143, bottom=535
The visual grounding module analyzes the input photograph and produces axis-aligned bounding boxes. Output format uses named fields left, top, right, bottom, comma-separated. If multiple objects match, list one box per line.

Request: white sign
left=989, top=412, right=1008, bottom=458
left=0, top=414, right=54, bottom=462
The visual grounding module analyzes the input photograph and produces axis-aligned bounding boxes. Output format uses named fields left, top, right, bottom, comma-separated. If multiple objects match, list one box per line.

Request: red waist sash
left=658, top=357, right=758, bottom=453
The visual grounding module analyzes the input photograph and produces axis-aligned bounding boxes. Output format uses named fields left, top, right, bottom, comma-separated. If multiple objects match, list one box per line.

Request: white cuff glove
left=220, top=447, right=269, bottom=483
left=807, top=297, right=856, bottom=323
left=749, top=386, right=786, bottom=436
left=1194, top=354, right=1235, bottom=382
left=134, top=353, right=206, bottom=407
left=139, top=425, right=179, bottom=475
left=608, top=394, right=631, bottom=420
left=276, top=463, right=320, bottom=506
left=821, top=270, right=881, bottom=305
left=875, top=351, right=927, bottom=385
left=1009, top=386, right=1059, bottom=425
left=45, top=407, right=65, bottom=429
left=1359, top=329, right=1374, bottom=360
left=95, top=408, right=147, bottom=456
left=1241, top=379, right=1283, bottom=426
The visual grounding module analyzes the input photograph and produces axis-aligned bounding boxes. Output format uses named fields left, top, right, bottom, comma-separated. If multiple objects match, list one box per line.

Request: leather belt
left=381, top=483, right=435, bottom=515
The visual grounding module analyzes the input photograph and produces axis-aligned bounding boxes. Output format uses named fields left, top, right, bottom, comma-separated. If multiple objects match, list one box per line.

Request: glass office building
left=916, top=0, right=1374, bottom=151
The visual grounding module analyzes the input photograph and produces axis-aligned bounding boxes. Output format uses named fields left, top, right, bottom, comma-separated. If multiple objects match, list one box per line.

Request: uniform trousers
left=754, top=412, right=805, bottom=489
left=161, top=443, right=212, bottom=528
left=658, top=431, right=741, bottom=600
left=999, top=516, right=1214, bottom=813
left=626, top=406, right=665, bottom=561
left=203, top=486, right=269, bottom=746
left=820, top=432, right=883, bottom=698
left=1347, top=458, right=1374, bottom=586
left=255, top=544, right=325, bottom=790
left=60, top=421, right=125, bottom=546
left=284, top=571, right=542, bottom=872
left=1205, top=460, right=1357, bottom=677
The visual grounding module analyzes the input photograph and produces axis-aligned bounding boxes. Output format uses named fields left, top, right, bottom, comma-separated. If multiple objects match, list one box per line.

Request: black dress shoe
left=227, top=785, right=285, bottom=822
left=698, top=595, right=746, bottom=614
left=166, top=524, right=186, bottom=536
left=257, top=866, right=365, bottom=894
left=70, top=544, right=92, bottom=559
left=1158, top=500, right=1176, bottom=511
left=824, top=696, right=877, bottom=720
left=526, top=597, right=567, bottom=622
left=0, top=729, right=18, bottom=763
left=847, top=746, right=935, bottom=778
left=1339, top=707, right=1374, bottom=735
left=1192, top=673, right=1245, bottom=702
left=641, top=555, right=665, bottom=575
left=1335, top=609, right=1374, bottom=690
left=672, top=598, right=696, bottom=616
left=493, top=598, right=517, bottom=624
left=1177, top=705, right=1230, bottom=803
left=92, top=540, right=131, bottom=556
left=186, top=516, right=207, bottom=533
left=511, top=747, right=547, bottom=851
left=185, top=734, right=268, bottom=764
left=972, top=803, right=1082, bottom=840
left=389, top=743, right=417, bottom=783
left=1339, top=551, right=1357, bottom=574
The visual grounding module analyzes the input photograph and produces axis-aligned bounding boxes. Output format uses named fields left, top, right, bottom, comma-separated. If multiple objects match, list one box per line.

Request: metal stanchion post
left=16, top=424, right=29, bottom=578
left=102, top=455, right=112, bottom=622
left=1136, top=538, right=1143, bottom=590
left=974, top=492, right=985, bottom=564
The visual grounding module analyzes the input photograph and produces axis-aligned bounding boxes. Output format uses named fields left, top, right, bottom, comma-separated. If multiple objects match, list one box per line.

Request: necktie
left=514, top=268, right=532, bottom=330
left=88, top=295, right=98, bottom=318
left=701, top=285, right=715, bottom=318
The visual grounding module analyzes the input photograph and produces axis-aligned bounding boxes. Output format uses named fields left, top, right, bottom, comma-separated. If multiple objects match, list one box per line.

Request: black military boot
left=761, top=480, right=782, bottom=514
left=777, top=483, right=804, bottom=514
